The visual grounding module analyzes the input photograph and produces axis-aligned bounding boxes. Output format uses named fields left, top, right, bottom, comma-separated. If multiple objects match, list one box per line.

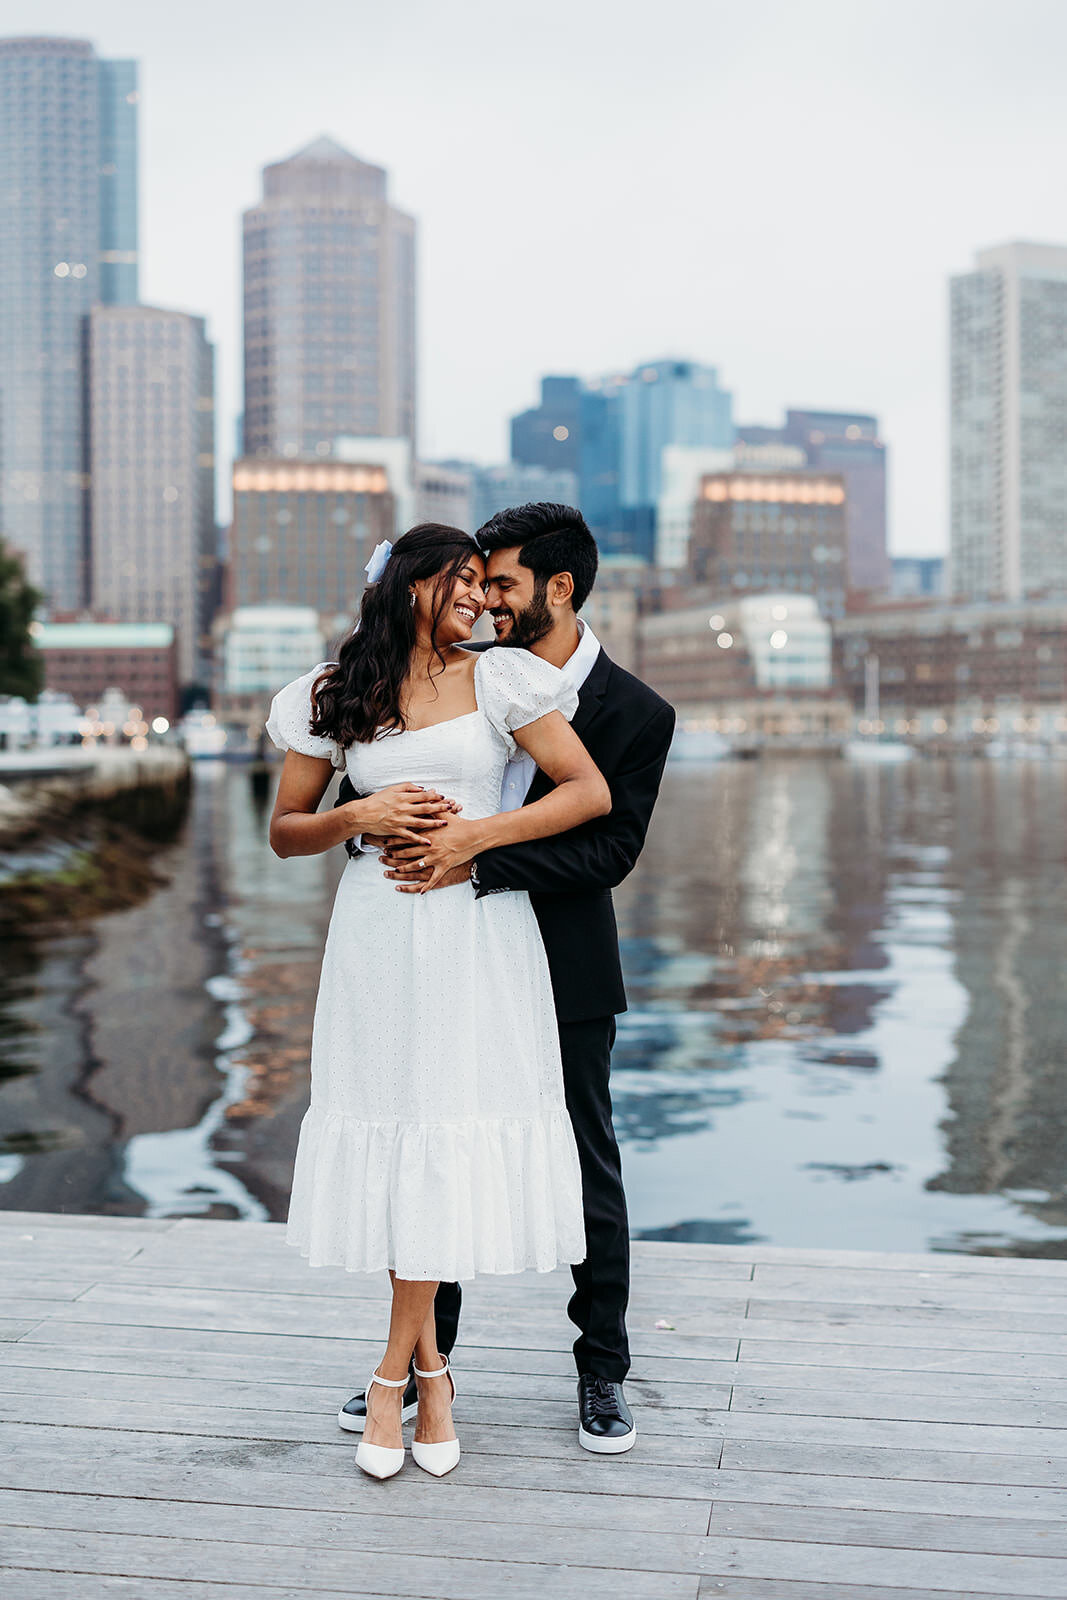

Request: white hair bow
left=364, top=540, right=393, bottom=583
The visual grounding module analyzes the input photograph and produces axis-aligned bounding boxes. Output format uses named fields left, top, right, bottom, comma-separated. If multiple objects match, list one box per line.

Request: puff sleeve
left=264, top=661, right=347, bottom=769
left=474, top=647, right=579, bottom=758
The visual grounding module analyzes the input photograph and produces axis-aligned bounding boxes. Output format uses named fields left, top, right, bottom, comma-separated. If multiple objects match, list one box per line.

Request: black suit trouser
left=433, top=1013, right=631, bottom=1382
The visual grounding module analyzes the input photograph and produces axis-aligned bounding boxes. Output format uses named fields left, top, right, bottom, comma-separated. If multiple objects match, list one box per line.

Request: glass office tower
left=507, top=373, right=626, bottom=550
left=619, top=360, right=733, bottom=561
left=0, top=37, right=139, bottom=611
left=97, top=58, right=140, bottom=307
left=510, top=377, right=583, bottom=476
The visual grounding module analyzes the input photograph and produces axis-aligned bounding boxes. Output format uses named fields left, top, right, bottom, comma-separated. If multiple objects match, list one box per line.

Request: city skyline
left=19, top=0, right=1067, bottom=558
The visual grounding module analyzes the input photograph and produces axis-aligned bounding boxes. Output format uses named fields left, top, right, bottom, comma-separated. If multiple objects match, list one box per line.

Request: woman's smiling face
left=412, top=554, right=487, bottom=645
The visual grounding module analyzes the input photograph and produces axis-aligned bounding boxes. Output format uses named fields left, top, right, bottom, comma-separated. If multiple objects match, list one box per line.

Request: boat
left=844, top=738, right=915, bottom=763
left=669, top=725, right=732, bottom=763
left=178, top=710, right=228, bottom=759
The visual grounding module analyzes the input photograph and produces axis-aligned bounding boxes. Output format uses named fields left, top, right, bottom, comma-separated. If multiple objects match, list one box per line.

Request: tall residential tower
left=0, top=37, right=139, bottom=609
left=951, top=241, right=1067, bottom=600
left=242, top=137, right=416, bottom=460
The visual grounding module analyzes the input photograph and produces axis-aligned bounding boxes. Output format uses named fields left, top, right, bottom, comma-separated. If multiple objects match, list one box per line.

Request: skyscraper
left=0, top=37, right=139, bottom=610
left=510, top=377, right=583, bottom=476
left=88, top=307, right=216, bottom=689
left=579, top=379, right=626, bottom=544
left=97, top=58, right=140, bottom=307
left=509, top=374, right=625, bottom=546
left=619, top=360, right=733, bottom=560
left=242, top=137, right=416, bottom=460
left=951, top=241, right=1067, bottom=601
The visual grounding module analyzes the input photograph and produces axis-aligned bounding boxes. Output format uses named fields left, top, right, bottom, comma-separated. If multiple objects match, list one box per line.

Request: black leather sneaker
left=338, top=1372, right=419, bottom=1433
left=577, top=1375, right=637, bottom=1454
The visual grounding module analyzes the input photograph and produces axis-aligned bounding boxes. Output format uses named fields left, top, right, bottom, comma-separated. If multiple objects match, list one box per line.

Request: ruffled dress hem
left=284, top=1103, right=587, bottom=1280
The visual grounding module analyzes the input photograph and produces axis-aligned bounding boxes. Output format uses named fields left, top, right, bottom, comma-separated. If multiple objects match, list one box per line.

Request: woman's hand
left=353, top=784, right=458, bottom=845
left=389, top=813, right=487, bottom=892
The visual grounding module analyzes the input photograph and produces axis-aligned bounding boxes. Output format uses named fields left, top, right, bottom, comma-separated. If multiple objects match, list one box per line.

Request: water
left=1, top=758, right=1065, bottom=1256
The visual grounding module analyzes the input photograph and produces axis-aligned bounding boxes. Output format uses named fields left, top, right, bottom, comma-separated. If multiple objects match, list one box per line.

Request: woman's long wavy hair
left=309, top=523, right=482, bottom=745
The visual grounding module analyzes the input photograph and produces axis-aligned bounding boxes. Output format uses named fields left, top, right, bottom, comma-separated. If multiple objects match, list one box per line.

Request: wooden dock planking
left=0, top=1210, right=1064, bottom=1598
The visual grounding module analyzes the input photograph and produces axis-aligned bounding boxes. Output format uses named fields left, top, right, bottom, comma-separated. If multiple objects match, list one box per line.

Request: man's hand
left=381, top=849, right=472, bottom=894
left=378, top=815, right=486, bottom=892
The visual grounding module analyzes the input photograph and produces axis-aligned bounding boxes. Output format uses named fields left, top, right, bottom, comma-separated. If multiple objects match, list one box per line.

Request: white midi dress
left=265, top=647, right=587, bottom=1280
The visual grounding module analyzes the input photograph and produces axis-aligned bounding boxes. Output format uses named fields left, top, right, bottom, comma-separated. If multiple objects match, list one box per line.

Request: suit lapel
left=570, top=648, right=611, bottom=739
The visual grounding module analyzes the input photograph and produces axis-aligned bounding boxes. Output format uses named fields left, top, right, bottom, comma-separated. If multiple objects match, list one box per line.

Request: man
left=335, top=502, right=675, bottom=1453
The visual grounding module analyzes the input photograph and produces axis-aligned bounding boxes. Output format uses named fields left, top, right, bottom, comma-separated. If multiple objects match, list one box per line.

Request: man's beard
left=497, top=589, right=554, bottom=648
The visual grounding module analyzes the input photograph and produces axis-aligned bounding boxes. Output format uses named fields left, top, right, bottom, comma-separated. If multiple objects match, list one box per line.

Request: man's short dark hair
left=476, top=502, right=599, bottom=612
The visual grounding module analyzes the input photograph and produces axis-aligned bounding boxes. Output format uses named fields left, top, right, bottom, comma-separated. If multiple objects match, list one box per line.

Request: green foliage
left=0, top=536, right=45, bottom=701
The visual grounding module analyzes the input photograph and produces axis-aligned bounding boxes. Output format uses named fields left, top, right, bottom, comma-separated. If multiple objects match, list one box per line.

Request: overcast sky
left=11, top=0, right=1067, bottom=552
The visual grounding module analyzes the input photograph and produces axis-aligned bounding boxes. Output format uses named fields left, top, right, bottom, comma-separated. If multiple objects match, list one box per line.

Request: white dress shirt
left=499, top=619, right=601, bottom=811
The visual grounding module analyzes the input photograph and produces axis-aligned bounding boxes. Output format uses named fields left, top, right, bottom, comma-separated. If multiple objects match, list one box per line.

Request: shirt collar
left=561, top=618, right=602, bottom=692
left=462, top=618, right=601, bottom=688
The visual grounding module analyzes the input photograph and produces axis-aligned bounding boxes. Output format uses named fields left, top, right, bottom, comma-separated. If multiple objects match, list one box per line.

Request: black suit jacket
left=335, top=645, right=676, bottom=1024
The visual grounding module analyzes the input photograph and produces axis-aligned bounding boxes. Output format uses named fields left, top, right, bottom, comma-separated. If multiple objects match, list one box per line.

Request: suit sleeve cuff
left=471, top=856, right=510, bottom=897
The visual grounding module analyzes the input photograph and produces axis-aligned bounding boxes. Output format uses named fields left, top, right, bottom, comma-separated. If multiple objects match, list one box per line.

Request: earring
left=409, top=591, right=416, bottom=608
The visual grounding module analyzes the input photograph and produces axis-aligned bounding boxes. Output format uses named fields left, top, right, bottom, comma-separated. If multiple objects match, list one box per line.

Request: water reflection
left=612, top=759, right=1067, bottom=1255
left=1, top=758, right=1065, bottom=1256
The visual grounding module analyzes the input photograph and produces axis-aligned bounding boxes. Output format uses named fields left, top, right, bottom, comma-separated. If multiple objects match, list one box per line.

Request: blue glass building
left=890, top=555, right=944, bottom=599
left=578, top=381, right=624, bottom=549
left=509, top=374, right=625, bottom=547
left=510, top=377, right=583, bottom=476
left=509, top=360, right=732, bottom=560
left=619, top=359, right=733, bottom=561
left=508, top=372, right=627, bottom=550
left=0, top=37, right=139, bottom=611
left=97, top=58, right=140, bottom=307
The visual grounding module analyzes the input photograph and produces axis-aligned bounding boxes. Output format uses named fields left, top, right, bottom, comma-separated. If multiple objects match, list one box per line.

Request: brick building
left=33, top=621, right=178, bottom=721
left=689, top=471, right=848, bottom=621
left=228, top=458, right=395, bottom=637
left=835, top=600, right=1067, bottom=739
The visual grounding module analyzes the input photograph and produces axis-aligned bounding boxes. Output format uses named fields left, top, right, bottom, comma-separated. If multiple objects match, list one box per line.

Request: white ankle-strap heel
left=354, top=1368, right=408, bottom=1480
left=411, top=1357, right=461, bottom=1477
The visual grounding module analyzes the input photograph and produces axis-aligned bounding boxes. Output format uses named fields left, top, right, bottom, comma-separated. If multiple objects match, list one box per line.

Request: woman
left=265, top=523, right=610, bottom=1482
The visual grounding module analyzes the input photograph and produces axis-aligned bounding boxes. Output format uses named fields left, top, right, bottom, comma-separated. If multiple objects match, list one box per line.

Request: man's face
left=484, top=547, right=554, bottom=648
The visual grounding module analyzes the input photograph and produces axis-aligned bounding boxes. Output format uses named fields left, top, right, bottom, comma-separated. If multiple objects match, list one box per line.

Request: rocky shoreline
left=0, top=747, right=191, bottom=933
